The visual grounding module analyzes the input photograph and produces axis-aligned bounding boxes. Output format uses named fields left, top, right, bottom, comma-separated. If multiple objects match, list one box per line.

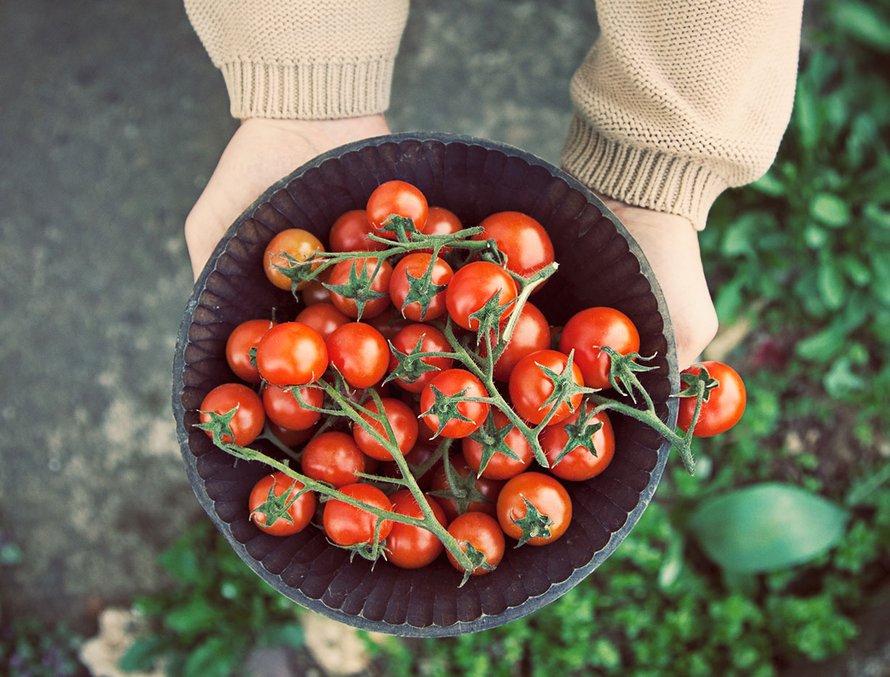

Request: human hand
left=184, top=115, right=391, bottom=280
left=601, top=199, right=718, bottom=369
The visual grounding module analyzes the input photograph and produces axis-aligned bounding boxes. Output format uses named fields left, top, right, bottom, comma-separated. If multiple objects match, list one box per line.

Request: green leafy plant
left=119, top=525, right=304, bottom=677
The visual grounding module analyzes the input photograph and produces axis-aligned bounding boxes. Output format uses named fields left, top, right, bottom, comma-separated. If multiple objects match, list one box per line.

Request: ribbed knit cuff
left=560, top=115, right=729, bottom=230
left=220, top=58, right=397, bottom=120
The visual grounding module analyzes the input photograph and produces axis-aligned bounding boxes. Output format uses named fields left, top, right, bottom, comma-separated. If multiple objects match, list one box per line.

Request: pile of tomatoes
left=196, top=180, right=746, bottom=578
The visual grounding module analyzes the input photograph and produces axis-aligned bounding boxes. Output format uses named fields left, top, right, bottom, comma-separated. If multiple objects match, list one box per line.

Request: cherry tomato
left=420, top=369, right=490, bottom=439
left=326, top=322, right=389, bottom=388
left=386, top=490, right=447, bottom=569
left=485, top=301, right=551, bottom=382
left=366, top=180, right=429, bottom=237
left=366, top=305, right=411, bottom=340
left=323, top=483, right=393, bottom=546
left=326, top=257, right=393, bottom=320
left=474, top=211, right=555, bottom=280
left=255, top=321, right=328, bottom=386
left=295, top=303, right=349, bottom=340
left=540, top=407, right=615, bottom=481
left=446, top=512, right=505, bottom=576
left=352, top=397, right=419, bottom=461
left=262, top=384, right=323, bottom=431
left=388, top=323, right=454, bottom=394
left=329, top=209, right=386, bottom=252
left=199, top=383, right=265, bottom=446
left=508, top=349, right=584, bottom=426
left=263, top=228, right=325, bottom=291
left=421, top=206, right=463, bottom=252
left=248, top=472, right=316, bottom=536
left=300, top=431, right=366, bottom=487
left=559, top=307, right=640, bottom=390
left=445, top=261, right=518, bottom=331
left=462, top=410, right=534, bottom=480
left=225, top=319, right=275, bottom=384
left=375, top=441, right=439, bottom=491
left=429, top=458, right=504, bottom=521
left=677, top=361, right=746, bottom=437
left=266, top=421, right=315, bottom=448
left=496, top=472, right=572, bottom=546
left=301, top=273, right=332, bottom=305
left=389, top=252, right=454, bottom=321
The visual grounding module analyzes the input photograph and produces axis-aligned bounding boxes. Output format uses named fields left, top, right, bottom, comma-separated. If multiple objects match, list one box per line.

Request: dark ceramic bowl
left=172, top=132, right=678, bottom=637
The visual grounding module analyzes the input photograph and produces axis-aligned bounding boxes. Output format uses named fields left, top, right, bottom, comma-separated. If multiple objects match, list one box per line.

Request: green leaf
left=714, top=276, right=745, bottom=323
left=184, top=636, right=246, bottom=677
left=817, top=261, right=846, bottom=310
left=811, top=193, right=850, bottom=227
left=118, top=636, right=167, bottom=673
left=688, top=483, right=848, bottom=573
left=795, top=327, right=845, bottom=362
left=841, top=255, right=872, bottom=286
left=164, top=598, right=219, bottom=636
left=823, top=357, right=866, bottom=399
left=750, top=172, right=785, bottom=197
left=794, top=78, right=820, bottom=151
left=831, top=1, right=890, bottom=52
left=260, top=622, right=305, bottom=649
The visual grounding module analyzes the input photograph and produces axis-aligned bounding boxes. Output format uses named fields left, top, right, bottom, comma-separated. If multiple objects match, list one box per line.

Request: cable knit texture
left=561, top=0, right=804, bottom=228
left=184, top=0, right=409, bottom=119
left=185, top=0, right=803, bottom=228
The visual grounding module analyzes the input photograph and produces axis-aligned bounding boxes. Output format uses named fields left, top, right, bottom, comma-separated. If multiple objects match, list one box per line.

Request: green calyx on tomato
left=324, top=258, right=391, bottom=321
left=385, top=333, right=442, bottom=387
left=250, top=476, right=310, bottom=529
left=552, top=405, right=604, bottom=466
left=509, top=497, right=554, bottom=548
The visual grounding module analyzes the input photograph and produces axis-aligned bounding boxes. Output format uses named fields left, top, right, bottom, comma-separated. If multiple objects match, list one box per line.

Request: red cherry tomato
left=422, top=206, right=463, bottom=252
left=388, top=323, right=454, bottom=394
left=263, top=228, right=325, bottom=291
left=326, top=257, right=393, bottom=320
left=508, top=349, right=584, bottom=426
left=677, top=361, right=746, bottom=437
left=262, top=384, right=323, bottom=431
left=255, top=321, right=328, bottom=386
left=386, top=490, right=448, bottom=569
left=300, top=431, right=366, bottom=487
left=225, top=319, right=275, bottom=384
left=474, top=211, right=555, bottom=280
left=389, top=252, right=454, bottom=321
left=540, top=407, right=615, bottom=481
left=329, top=209, right=386, bottom=252
left=326, top=322, right=389, bottom=389
left=445, top=261, right=518, bottom=332
left=352, top=397, right=419, bottom=462
left=323, top=483, right=393, bottom=546
left=420, top=369, right=490, bottom=439
left=559, top=307, right=640, bottom=390
left=496, top=472, right=572, bottom=546
left=366, top=305, right=412, bottom=340
left=429, top=458, right=504, bottom=521
left=366, top=180, right=429, bottom=237
left=461, top=410, right=534, bottom=480
left=248, top=472, right=316, bottom=536
left=295, top=303, right=349, bottom=340
left=301, top=273, right=332, bottom=305
left=446, top=512, right=505, bottom=576
left=266, top=421, right=315, bottom=448
left=199, top=383, right=265, bottom=446
left=487, top=301, right=551, bottom=382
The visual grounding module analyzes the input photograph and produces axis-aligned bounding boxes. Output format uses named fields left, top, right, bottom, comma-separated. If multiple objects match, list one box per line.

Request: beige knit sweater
left=185, top=0, right=804, bottom=228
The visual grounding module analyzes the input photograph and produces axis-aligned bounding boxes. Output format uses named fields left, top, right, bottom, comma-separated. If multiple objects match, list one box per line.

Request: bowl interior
left=173, top=133, right=678, bottom=637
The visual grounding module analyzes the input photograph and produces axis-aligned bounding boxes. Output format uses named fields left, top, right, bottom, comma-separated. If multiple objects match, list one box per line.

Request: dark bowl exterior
left=172, top=132, right=678, bottom=637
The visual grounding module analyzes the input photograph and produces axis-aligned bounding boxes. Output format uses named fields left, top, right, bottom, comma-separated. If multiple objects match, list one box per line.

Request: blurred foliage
left=0, top=620, right=86, bottom=677
left=119, top=525, right=304, bottom=677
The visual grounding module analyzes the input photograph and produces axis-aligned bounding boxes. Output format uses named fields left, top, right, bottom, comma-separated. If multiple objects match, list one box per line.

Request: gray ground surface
left=0, top=0, right=595, bottom=628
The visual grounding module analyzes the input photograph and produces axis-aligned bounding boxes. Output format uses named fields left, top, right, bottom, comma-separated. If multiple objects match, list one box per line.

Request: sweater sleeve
left=561, top=0, right=804, bottom=229
left=184, top=0, right=409, bottom=120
